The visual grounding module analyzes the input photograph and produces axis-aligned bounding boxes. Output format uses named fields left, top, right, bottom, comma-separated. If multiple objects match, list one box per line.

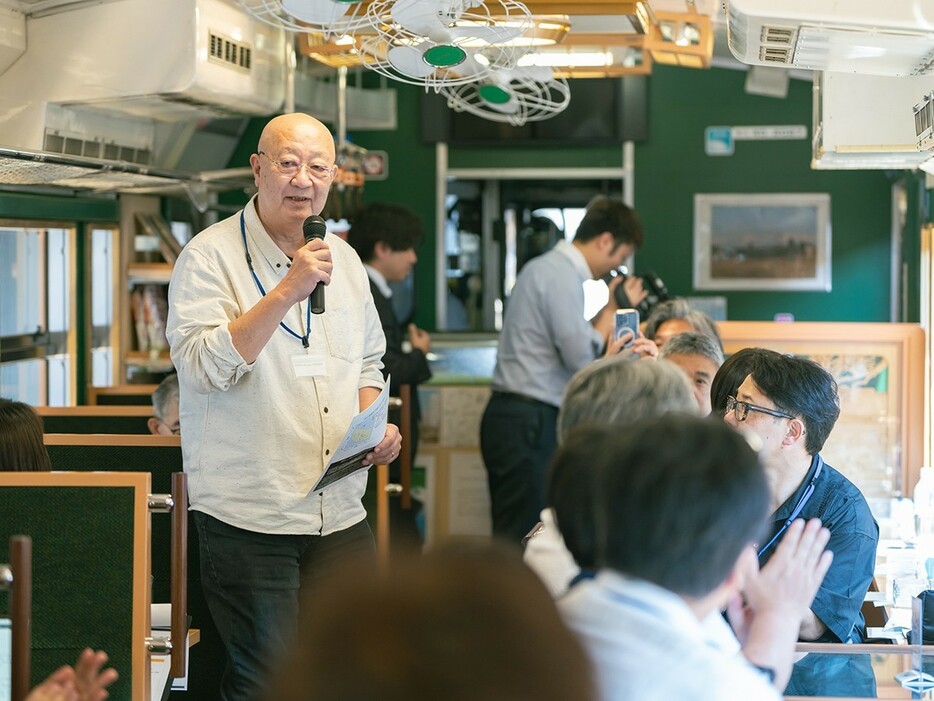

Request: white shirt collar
left=594, top=570, right=710, bottom=645
left=364, top=263, right=392, bottom=298
left=555, top=239, right=594, bottom=281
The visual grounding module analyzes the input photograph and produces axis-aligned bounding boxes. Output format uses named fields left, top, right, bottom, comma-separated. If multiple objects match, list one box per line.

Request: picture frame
left=694, top=193, right=832, bottom=291
left=719, top=321, right=925, bottom=512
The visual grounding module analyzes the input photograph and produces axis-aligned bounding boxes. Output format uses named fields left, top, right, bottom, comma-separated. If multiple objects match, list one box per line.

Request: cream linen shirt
left=167, top=197, right=386, bottom=535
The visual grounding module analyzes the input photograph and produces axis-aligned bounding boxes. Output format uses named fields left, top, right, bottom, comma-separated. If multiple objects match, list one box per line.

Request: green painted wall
left=635, top=65, right=896, bottom=322
left=347, top=86, right=437, bottom=330
left=0, top=191, right=117, bottom=222
left=325, top=65, right=905, bottom=326
left=0, top=64, right=908, bottom=339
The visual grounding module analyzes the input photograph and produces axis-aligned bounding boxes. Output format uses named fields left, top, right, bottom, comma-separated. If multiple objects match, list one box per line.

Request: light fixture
left=518, top=39, right=651, bottom=78
left=629, top=1, right=655, bottom=34
left=298, top=31, right=367, bottom=69
left=453, top=15, right=570, bottom=48
left=518, top=50, right=613, bottom=68
left=644, top=10, right=713, bottom=68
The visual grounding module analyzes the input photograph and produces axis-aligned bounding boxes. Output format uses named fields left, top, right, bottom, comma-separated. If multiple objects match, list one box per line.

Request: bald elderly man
left=167, top=112, right=401, bottom=701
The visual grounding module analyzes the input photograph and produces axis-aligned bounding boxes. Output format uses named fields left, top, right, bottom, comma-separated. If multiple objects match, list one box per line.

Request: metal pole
left=285, top=36, right=296, bottom=114
left=337, top=65, right=348, bottom=148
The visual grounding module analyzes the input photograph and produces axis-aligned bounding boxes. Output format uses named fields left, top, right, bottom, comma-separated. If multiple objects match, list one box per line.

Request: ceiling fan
left=358, top=0, right=534, bottom=88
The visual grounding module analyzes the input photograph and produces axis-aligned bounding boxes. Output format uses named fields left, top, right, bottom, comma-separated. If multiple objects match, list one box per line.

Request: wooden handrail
left=170, top=473, right=188, bottom=679
left=10, top=535, right=32, bottom=701
left=398, top=385, right=413, bottom=510
left=36, top=406, right=153, bottom=417
left=375, top=463, right=390, bottom=568
left=87, top=384, right=160, bottom=406
left=44, top=433, right=180, bottom=447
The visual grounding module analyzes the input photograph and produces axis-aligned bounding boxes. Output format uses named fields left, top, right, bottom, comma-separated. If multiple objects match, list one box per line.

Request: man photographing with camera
left=480, top=195, right=654, bottom=542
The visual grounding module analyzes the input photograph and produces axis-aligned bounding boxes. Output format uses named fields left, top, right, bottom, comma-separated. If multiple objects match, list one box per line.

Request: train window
left=89, top=225, right=117, bottom=388
left=0, top=224, right=75, bottom=405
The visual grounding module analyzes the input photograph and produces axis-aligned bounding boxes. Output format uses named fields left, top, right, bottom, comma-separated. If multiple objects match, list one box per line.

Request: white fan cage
left=440, top=71, right=571, bottom=125
left=237, top=0, right=375, bottom=37
left=357, top=0, right=535, bottom=89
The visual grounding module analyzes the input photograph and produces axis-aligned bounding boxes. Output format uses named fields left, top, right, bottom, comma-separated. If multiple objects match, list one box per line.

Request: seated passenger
left=555, top=418, right=831, bottom=701
left=523, top=357, right=696, bottom=597
left=657, top=331, right=724, bottom=415
left=147, top=374, right=180, bottom=436
left=264, top=542, right=597, bottom=701
left=723, top=350, right=878, bottom=643
left=0, top=397, right=51, bottom=470
left=643, top=299, right=722, bottom=350
left=0, top=401, right=118, bottom=699
left=25, top=648, right=118, bottom=701
left=709, top=346, right=773, bottom=418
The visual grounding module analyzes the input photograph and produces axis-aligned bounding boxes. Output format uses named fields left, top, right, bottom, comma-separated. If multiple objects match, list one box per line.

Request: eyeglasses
left=726, top=395, right=795, bottom=422
left=258, top=151, right=336, bottom=181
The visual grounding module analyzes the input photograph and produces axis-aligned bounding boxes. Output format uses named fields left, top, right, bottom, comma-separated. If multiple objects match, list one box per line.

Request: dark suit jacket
left=369, top=279, right=432, bottom=457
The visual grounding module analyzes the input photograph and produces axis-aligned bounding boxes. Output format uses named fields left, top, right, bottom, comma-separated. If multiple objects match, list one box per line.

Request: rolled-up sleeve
left=167, top=245, right=253, bottom=394
left=811, top=527, right=877, bottom=642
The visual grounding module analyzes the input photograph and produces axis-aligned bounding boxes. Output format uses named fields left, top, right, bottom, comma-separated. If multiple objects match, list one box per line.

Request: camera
left=612, top=269, right=671, bottom=318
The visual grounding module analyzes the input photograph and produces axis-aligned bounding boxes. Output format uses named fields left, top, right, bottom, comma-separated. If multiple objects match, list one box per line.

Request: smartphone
left=615, top=308, right=640, bottom=346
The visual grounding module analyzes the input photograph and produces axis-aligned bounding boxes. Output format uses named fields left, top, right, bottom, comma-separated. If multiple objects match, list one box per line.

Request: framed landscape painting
left=694, top=193, right=832, bottom=291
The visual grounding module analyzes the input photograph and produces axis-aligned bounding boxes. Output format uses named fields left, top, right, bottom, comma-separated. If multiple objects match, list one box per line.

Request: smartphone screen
left=615, top=308, right=640, bottom=346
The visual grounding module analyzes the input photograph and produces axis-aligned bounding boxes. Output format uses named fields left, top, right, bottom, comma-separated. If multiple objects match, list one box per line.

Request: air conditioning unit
left=726, top=0, right=934, bottom=77
left=0, top=0, right=285, bottom=161
left=813, top=71, right=933, bottom=169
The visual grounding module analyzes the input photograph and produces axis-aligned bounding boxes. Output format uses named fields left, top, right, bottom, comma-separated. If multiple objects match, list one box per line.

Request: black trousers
left=480, top=392, right=559, bottom=543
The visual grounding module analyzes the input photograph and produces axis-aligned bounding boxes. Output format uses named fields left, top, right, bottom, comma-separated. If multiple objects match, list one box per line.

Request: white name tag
left=292, top=352, right=327, bottom=377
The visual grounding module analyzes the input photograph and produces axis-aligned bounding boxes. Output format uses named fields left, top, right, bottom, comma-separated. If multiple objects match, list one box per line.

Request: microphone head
left=303, top=215, right=327, bottom=243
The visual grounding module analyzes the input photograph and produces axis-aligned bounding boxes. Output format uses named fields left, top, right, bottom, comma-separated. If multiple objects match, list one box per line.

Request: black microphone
left=302, top=215, right=327, bottom=314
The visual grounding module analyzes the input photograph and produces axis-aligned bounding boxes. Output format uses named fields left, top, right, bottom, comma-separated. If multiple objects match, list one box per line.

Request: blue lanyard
left=240, top=210, right=311, bottom=348
left=757, top=455, right=824, bottom=559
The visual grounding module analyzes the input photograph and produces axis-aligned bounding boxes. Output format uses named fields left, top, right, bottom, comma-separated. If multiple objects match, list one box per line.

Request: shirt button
left=325, top=449, right=330, bottom=455
left=286, top=262, right=291, bottom=268
left=276, top=263, right=281, bottom=268
left=323, top=407, right=328, bottom=413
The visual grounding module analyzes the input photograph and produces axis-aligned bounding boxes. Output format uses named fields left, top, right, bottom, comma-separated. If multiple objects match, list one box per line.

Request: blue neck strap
left=757, top=455, right=824, bottom=559
left=240, top=210, right=311, bottom=348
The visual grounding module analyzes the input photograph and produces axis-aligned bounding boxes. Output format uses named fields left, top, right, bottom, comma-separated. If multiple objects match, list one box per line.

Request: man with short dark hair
left=480, top=196, right=651, bottom=542
left=347, top=203, right=432, bottom=453
left=555, top=417, right=831, bottom=701
left=724, top=350, right=878, bottom=644
left=657, top=332, right=723, bottom=416
left=348, top=202, right=432, bottom=545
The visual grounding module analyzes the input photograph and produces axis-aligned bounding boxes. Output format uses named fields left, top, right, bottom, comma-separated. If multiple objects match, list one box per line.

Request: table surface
left=787, top=643, right=934, bottom=699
